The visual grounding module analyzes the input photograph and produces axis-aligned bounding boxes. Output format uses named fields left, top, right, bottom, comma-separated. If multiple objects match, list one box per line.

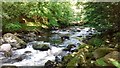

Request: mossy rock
left=93, top=47, right=115, bottom=59
left=33, top=43, right=50, bottom=51
left=3, top=33, right=26, bottom=49
left=95, top=51, right=120, bottom=66
left=103, top=51, right=120, bottom=65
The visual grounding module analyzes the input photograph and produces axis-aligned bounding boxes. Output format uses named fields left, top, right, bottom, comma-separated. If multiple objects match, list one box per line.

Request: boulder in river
left=24, top=32, right=37, bottom=42
left=44, top=60, right=56, bottom=68
left=61, top=36, right=70, bottom=41
left=3, top=33, right=26, bottom=49
left=0, top=44, right=11, bottom=52
left=0, top=43, right=12, bottom=57
left=32, top=42, right=50, bottom=51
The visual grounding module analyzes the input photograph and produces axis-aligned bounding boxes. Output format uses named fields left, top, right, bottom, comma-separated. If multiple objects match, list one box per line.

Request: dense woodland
left=1, top=2, right=120, bottom=68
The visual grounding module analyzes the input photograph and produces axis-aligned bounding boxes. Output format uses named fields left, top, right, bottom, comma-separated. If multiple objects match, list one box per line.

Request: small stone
left=24, top=51, right=32, bottom=53
left=76, top=28, right=81, bottom=32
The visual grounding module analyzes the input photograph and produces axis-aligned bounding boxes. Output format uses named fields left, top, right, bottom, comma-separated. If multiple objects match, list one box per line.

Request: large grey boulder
left=3, top=33, right=26, bottom=49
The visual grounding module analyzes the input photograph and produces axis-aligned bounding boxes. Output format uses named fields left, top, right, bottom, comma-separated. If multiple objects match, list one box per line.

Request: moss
left=88, top=37, right=104, bottom=47
left=93, top=47, right=115, bottom=59
left=62, top=54, right=73, bottom=66
left=95, top=58, right=107, bottom=66
left=66, top=57, right=79, bottom=67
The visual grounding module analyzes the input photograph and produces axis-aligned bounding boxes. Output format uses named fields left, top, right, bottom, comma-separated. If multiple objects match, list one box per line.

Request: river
left=0, top=26, right=96, bottom=66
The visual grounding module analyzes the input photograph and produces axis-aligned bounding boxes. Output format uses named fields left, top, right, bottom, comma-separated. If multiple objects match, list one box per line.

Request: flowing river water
left=0, top=26, right=97, bottom=66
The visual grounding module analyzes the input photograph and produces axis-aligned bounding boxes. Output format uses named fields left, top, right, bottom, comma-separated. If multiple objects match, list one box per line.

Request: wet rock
left=3, top=33, right=26, bottom=49
left=58, top=30, right=70, bottom=35
left=51, top=26, right=59, bottom=30
left=63, top=44, right=76, bottom=51
left=62, top=48, right=70, bottom=51
left=33, top=42, right=50, bottom=51
left=77, top=35, right=83, bottom=38
left=76, top=28, right=81, bottom=32
left=55, top=56, right=61, bottom=64
left=1, top=57, right=15, bottom=63
left=0, top=44, right=11, bottom=52
left=24, top=32, right=37, bottom=42
left=93, top=48, right=115, bottom=59
left=1, top=54, right=27, bottom=63
left=27, top=32, right=36, bottom=37
left=24, top=51, right=32, bottom=53
left=44, top=60, right=56, bottom=68
left=103, top=51, right=120, bottom=65
left=49, top=34, right=62, bottom=45
left=62, top=29, right=67, bottom=31
left=71, top=48, right=78, bottom=53
left=14, top=54, right=27, bottom=62
left=80, top=27, right=84, bottom=29
left=0, top=44, right=12, bottom=57
left=61, top=36, right=69, bottom=41
left=1, top=66, right=18, bottom=68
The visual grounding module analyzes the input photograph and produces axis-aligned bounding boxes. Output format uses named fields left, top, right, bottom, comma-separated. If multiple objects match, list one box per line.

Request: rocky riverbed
left=0, top=26, right=97, bottom=67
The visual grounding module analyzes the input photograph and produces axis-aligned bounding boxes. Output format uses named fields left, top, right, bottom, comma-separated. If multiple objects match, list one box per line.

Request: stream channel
left=0, top=26, right=97, bottom=66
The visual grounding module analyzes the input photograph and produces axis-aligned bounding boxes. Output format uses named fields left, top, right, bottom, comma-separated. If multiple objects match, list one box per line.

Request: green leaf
left=96, top=58, right=107, bottom=66
left=109, top=59, right=120, bottom=68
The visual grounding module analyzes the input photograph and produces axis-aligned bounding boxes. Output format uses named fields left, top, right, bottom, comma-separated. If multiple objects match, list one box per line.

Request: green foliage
left=48, top=18, right=58, bottom=27
left=62, top=54, right=73, bottom=66
left=66, top=57, right=79, bottom=67
left=88, top=37, right=104, bottom=47
left=77, top=2, right=120, bottom=32
left=2, top=2, right=74, bottom=32
left=110, top=59, right=120, bottom=68
left=95, top=58, right=107, bottom=66
left=4, top=22, right=22, bottom=32
left=114, top=32, right=120, bottom=39
left=96, top=58, right=120, bottom=68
